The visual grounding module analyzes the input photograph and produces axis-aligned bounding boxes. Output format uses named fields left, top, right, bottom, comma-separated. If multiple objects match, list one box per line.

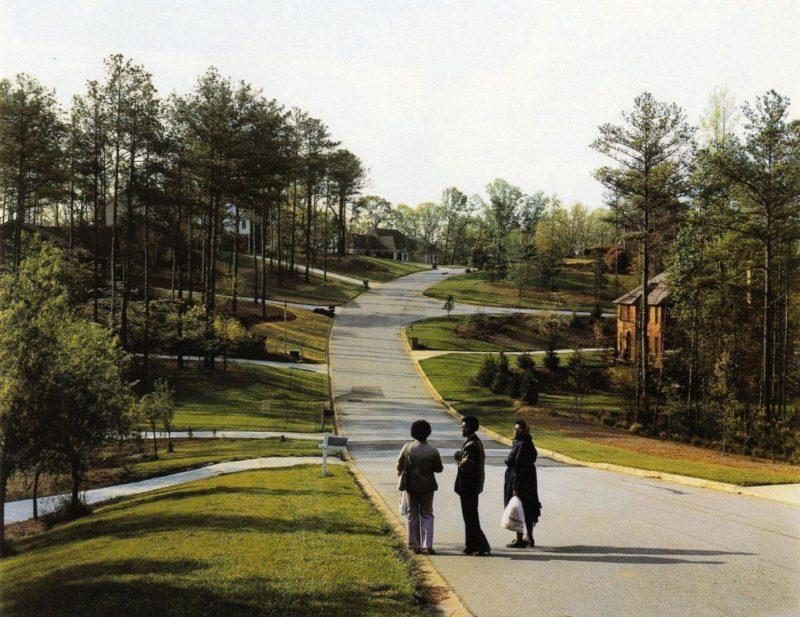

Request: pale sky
left=2, top=0, right=799, bottom=208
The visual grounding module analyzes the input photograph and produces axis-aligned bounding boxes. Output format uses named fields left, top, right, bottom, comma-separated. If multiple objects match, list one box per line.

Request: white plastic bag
left=501, top=496, right=526, bottom=533
left=399, top=491, right=409, bottom=516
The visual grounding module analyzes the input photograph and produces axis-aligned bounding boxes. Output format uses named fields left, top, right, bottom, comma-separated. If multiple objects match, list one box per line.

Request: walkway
left=5, top=456, right=342, bottom=525
left=330, top=268, right=800, bottom=617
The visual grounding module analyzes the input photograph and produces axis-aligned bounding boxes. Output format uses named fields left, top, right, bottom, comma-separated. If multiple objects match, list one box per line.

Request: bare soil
left=517, top=407, right=799, bottom=474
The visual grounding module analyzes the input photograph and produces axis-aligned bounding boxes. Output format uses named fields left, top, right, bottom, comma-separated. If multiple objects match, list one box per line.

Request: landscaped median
left=1, top=466, right=435, bottom=617
left=414, top=351, right=800, bottom=487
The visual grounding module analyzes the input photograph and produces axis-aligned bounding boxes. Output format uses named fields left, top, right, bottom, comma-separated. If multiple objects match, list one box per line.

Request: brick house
left=614, top=272, right=669, bottom=369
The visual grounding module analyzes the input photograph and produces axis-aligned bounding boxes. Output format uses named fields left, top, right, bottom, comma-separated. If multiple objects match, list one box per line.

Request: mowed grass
left=419, top=353, right=800, bottom=485
left=6, top=438, right=323, bottom=501
left=145, top=361, right=328, bottom=432
left=324, top=256, right=430, bottom=283
left=406, top=314, right=606, bottom=352
left=250, top=306, right=331, bottom=364
left=0, top=467, right=432, bottom=617
left=423, top=268, right=637, bottom=312
left=215, top=252, right=362, bottom=305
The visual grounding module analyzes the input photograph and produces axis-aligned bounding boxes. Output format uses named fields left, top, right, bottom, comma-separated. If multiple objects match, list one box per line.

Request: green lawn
left=323, top=256, right=430, bottom=283
left=143, top=361, right=328, bottom=432
left=419, top=353, right=800, bottom=485
left=406, top=313, right=607, bottom=352
left=250, top=306, right=331, bottom=364
left=1, top=467, right=432, bottom=617
left=423, top=268, right=637, bottom=312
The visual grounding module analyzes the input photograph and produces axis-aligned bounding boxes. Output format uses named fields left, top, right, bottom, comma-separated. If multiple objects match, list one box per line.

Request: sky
left=1, top=0, right=799, bottom=209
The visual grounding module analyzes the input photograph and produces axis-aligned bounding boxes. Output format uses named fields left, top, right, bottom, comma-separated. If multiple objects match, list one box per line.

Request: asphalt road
left=330, top=268, right=800, bottom=617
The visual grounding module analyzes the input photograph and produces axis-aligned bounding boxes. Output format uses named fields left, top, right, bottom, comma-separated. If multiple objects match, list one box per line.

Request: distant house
left=350, top=228, right=410, bottom=261
left=614, top=272, right=669, bottom=369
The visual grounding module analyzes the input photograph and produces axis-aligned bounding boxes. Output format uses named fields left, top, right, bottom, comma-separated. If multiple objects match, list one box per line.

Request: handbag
left=399, top=491, right=409, bottom=516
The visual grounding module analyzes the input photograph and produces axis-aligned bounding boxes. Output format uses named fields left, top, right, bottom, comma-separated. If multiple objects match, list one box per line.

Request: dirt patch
left=517, top=408, right=799, bottom=474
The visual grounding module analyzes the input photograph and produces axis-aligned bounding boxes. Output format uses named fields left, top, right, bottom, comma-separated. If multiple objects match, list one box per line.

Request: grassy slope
left=323, top=256, right=430, bottom=283
left=406, top=314, right=606, bottom=352
left=1, top=467, right=431, bottom=617
left=420, top=353, right=800, bottom=485
left=144, top=361, right=328, bottom=432
left=7, top=438, right=322, bottom=501
left=250, top=306, right=331, bottom=364
left=423, top=267, right=637, bottom=312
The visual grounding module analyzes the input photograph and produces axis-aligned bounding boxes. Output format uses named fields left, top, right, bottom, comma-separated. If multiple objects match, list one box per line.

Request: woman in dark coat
left=504, top=419, right=541, bottom=548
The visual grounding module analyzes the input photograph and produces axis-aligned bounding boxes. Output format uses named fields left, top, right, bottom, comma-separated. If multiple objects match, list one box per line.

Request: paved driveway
left=330, top=269, right=800, bottom=617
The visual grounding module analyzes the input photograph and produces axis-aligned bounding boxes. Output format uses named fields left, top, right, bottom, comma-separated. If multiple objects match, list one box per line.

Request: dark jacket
left=397, top=440, right=443, bottom=493
left=454, top=434, right=486, bottom=496
left=504, top=433, right=541, bottom=520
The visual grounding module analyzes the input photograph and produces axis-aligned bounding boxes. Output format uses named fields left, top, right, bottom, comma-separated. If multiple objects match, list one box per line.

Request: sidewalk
left=5, top=456, right=342, bottom=525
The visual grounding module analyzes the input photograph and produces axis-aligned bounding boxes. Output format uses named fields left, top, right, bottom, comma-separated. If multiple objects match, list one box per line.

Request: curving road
left=330, top=268, right=800, bottom=617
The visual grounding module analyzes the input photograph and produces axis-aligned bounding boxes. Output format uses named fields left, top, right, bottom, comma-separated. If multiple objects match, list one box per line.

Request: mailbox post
left=319, top=433, right=348, bottom=476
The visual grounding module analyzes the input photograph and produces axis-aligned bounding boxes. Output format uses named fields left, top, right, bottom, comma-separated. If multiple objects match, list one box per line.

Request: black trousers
left=459, top=493, right=490, bottom=552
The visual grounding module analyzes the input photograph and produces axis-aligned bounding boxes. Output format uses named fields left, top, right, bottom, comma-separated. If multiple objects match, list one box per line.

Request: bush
left=491, top=369, right=510, bottom=394
left=465, top=267, right=472, bottom=274
left=659, top=431, right=667, bottom=439
left=475, top=355, right=498, bottom=387
left=517, top=353, right=535, bottom=371
left=601, top=415, right=616, bottom=427
left=691, top=436, right=704, bottom=447
left=507, top=371, right=523, bottom=398
left=544, top=348, right=560, bottom=370
left=42, top=496, right=93, bottom=528
left=521, top=371, right=539, bottom=404
left=628, top=422, right=643, bottom=434
left=591, top=303, right=604, bottom=320
left=614, top=421, right=627, bottom=429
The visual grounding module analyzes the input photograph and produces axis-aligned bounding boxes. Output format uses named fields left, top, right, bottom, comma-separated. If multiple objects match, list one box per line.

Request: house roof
left=352, top=228, right=411, bottom=252
left=614, top=272, right=670, bottom=306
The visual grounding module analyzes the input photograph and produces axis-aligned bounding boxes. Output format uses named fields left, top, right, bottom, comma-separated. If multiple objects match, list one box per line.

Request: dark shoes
left=526, top=537, right=535, bottom=548
left=506, top=538, right=528, bottom=549
left=422, top=547, right=436, bottom=555
left=463, top=547, right=491, bottom=556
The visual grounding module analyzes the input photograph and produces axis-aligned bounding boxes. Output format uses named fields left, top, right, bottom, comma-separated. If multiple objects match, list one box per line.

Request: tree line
left=594, top=89, right=800, bottom=458
left=0, top=55, right=367, bottom=371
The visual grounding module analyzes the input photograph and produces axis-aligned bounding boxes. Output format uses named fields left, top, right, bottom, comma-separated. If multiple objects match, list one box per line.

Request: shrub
left=491, top=369, right=510, bottom=394
left=601, top=415, right=616, bottom=427
left=659, top=431, right=667, bottom=439
left=507, top=371, right=523, bottom=398
left=614, top=421, right=627, bottom=429
left=517, top=353, right=535, bottom=371
left=544, top=348, right=560, bottom=370
left=691, top=436, right=704, bottom=447
left=475, top=355, right=498, bottom=387
left=591, top=303, right=604, bottom=320
left=465, top=267, right=472, bottom=274
left=628, top=422, right=643, bottom=434
left=521, top=371, right=539, bottom=404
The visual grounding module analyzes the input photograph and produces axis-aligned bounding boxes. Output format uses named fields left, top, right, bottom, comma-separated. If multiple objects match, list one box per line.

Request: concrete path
left=5, top=456, right=341, bottom=525
left=330, top=268, right=800, bottom=617
left=139, top=430, right=324, bottom=440
left=411, top=347, right=609, bottom=361
left=153, top=354, right=327, bottom=373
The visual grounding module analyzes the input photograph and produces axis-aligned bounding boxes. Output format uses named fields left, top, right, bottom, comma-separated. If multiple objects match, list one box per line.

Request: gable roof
left=614, top=272, right=670, bottom=306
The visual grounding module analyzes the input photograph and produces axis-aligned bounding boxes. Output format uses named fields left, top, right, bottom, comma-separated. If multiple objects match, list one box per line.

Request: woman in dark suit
left=504, top=419, right=541, bottom=548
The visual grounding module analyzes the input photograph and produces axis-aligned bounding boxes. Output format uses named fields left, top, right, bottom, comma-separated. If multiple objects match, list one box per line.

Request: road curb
left=346, top=462, right=473, bottom=617
left=400, top=331, right=798, bottom=506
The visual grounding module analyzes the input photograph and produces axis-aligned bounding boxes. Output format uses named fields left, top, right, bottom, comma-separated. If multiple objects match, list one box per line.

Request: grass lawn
left=142, top=360, right=328, bottom=432
left=419, top=353, right=800, bottom=485
left=249, top=305, right=331, bottom=364
left=406, top=313, right=609, bottom=352
left=6, top=438, right=323, bottom=502
left=423, top=267, right=637, bottom=312
left=1, top=466, right=432, bottom=617
left=323, top=256, right=430, bottom=283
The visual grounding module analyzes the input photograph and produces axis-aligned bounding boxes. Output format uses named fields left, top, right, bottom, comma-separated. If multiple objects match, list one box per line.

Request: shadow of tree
left=2, top=558, right=426, bottom=617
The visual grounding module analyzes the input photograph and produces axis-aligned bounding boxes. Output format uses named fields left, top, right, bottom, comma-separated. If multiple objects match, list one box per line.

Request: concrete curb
left=400, top=331, right=799, bottom=507
left=346, top=462, right=473, bottom=617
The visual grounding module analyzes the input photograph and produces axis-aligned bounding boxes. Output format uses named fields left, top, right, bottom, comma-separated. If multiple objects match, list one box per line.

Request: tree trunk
left=760, top=240, right=773, bottom=421
left=32, top=466, right=41, bottom=521
left=232, top=204, right=240, bottom=313
left=70, top=459, right=81, bottom=511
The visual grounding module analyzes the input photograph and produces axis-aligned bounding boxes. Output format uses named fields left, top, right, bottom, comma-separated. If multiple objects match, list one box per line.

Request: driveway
left=330, top=268, right=800, bottom=617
